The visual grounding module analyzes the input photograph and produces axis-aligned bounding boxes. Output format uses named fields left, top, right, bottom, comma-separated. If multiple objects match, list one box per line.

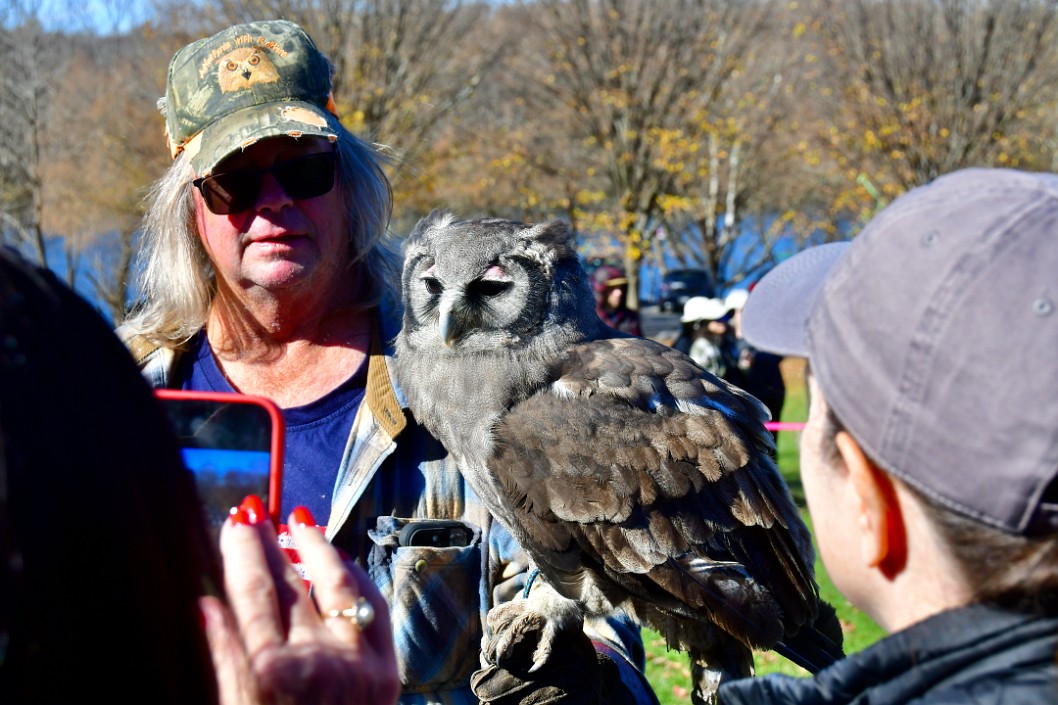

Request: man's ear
left=834, top=431, right=907, bottom=578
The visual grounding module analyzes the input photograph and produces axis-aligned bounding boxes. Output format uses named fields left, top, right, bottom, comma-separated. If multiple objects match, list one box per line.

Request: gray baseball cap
left=742, top=167, right=1058, bottom=535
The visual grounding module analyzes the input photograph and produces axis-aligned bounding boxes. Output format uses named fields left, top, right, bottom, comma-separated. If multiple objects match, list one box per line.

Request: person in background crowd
left=0, top=246, right=398, bottom=705
left=672, top=296, right=746, bottom=387
left=593, top=264, right=643, bottom=336
left=118, top=19, right=657, bottom=704
left=725, top=287, right=786, bottom=433
left=726, top=167, right=1058, bottom=704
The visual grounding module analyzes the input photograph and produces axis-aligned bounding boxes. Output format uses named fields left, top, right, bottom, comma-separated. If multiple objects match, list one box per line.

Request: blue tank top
left=179, top=331, right=367, bottom=521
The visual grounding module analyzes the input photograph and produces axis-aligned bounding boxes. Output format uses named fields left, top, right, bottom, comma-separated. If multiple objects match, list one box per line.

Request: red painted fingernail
left=241, top=495, right=265, bottom=524
left=229, top=506, right=251, bottom=526
left=291, top=506, right=316, bottom=528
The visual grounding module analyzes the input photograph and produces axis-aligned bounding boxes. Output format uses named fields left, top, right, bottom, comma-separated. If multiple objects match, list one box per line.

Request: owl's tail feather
left=662, top=556, right=786, bottom=648
left=666, top=555, right=844, bottom=673
left=771, top=599, right=845, bottom=673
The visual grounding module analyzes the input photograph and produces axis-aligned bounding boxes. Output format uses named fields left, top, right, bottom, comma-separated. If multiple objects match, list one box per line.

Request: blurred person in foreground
left=724, top=167, right=1058, bottom=704
left=0, top=246, right=397, bottom=704
left=117, top=19, right=656, bottom=704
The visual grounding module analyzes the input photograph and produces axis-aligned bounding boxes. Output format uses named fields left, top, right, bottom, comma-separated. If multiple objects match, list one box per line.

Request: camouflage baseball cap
left=164, top=19, right=341, bottom=176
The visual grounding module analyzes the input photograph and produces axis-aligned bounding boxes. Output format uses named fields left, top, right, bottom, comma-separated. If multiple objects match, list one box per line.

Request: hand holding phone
left=155, top=390, right=285, bottom=534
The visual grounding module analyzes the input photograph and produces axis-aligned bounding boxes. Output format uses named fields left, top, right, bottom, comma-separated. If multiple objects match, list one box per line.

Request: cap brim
left=188, top=100, right=341, bottom=176
left=741, top=242, right=850, bottom=358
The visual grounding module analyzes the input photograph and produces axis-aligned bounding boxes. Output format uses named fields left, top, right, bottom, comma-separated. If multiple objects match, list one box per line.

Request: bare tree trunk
left=0, top=7, right=50, bottom=265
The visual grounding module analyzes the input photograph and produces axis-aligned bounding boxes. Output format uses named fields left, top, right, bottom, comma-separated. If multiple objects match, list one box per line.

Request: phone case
left=154, top=389, right=285, bottom=526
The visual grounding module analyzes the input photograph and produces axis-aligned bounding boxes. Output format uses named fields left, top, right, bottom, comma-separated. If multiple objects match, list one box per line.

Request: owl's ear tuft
left=525, top=219, right=577, bottom=258
left=425, top=208, right=455, bottom=226
left=409, top=209, right=455, bottom=241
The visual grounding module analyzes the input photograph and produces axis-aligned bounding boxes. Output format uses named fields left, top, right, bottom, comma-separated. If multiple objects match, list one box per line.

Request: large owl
left=393, top=211, right=843, bottom=704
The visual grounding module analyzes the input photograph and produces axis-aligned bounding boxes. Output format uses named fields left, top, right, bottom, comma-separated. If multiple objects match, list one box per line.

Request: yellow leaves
left=898, top=96, right=922, bottom=114
left=656, top=194, right=693, bottom=217
left=490, top=150, right=527, bottom=171
left=342, top=109, right=367, bottom=135
left=794, top=22, right=807, bottom=38
left=618, top=211, right=639, bottom=232
left=575, top=189, right=607, bottom=206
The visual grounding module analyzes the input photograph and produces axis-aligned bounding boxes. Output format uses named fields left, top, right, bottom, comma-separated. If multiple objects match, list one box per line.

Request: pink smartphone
left=154, top=389, right=285, bottom=530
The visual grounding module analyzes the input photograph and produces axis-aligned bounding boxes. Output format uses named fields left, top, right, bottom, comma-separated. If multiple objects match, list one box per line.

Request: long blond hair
left=120, top=131, right=399, bottom=348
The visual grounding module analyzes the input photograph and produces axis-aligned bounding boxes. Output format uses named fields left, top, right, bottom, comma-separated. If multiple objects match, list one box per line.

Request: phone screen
left=155, top=390, right=284, bottom=537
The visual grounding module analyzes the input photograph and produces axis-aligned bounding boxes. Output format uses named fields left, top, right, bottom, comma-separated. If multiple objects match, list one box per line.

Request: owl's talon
left=483, top=583, right=583, bottom=670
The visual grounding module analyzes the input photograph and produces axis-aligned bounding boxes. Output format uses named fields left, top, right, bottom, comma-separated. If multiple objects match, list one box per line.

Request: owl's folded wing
left=489, top=336, right=821, bottom=638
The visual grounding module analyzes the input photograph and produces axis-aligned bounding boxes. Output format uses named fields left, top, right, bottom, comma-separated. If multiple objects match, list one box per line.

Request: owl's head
left=398, top=210, right=603, bottom=354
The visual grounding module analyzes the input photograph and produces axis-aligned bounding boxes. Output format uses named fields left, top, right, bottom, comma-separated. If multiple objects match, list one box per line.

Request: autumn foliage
left=3, top=0, right=1058, bottom=319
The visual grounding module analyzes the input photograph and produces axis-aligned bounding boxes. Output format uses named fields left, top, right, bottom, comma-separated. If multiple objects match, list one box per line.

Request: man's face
left=192, top=136, right=350, bottom=299
left=800, top=371, right=870, bottom=611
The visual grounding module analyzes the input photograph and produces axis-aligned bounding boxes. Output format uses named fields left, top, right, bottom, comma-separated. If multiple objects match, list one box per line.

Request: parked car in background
left=658, top=268, right=716, bottom=313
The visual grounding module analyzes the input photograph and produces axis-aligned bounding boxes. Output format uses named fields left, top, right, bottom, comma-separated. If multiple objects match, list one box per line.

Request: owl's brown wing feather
left=490, top=335, right=821, bottom=649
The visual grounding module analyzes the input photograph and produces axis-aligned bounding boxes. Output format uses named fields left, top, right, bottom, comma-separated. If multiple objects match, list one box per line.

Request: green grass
left=642, top=361, right=886, bottom=703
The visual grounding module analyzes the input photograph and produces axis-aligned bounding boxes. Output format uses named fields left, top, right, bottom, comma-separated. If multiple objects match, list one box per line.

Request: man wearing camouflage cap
left=119, top=19, right=658, bottom=705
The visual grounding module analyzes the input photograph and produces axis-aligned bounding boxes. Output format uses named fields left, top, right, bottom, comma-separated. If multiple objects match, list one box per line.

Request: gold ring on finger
left=326, top=597, right=375, bottom=628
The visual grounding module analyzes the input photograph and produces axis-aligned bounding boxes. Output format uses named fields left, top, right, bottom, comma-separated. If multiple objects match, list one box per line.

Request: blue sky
left=35, top=0, right=147, bottom=34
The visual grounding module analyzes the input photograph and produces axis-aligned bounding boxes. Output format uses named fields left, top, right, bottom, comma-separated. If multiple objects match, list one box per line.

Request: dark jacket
left=719, top=603, right=1058, bottom=705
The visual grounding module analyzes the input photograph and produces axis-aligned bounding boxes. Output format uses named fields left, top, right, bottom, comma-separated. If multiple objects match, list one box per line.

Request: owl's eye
left=225, top=60, right=237, bottom=70
left=470, top=279, right=511, bottom=298
left=423, top=278, right=443, bottom=296
left=248, top=54, right=260, bottom=66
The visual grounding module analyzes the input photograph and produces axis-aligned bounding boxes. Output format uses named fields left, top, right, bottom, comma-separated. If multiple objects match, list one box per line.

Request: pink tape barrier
left=764, top=422, right=806, bottom=431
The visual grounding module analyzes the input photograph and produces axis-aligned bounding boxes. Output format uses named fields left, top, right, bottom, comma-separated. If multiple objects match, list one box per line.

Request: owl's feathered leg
left=483, top=574, right=584, bottom=673
left=690, top=640, right=754, bottom=705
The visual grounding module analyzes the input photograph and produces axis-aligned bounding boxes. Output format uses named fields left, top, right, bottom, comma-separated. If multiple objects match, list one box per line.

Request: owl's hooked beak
left=437, top=298, right=457, bottom=346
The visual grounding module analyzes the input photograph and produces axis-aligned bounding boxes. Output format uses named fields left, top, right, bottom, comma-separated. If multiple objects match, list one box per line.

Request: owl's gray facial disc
left=403, top=252, right=551, bottom=353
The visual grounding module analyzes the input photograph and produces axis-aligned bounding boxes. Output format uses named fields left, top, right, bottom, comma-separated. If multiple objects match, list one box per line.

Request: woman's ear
left=835, top=431, right=908, bottom=578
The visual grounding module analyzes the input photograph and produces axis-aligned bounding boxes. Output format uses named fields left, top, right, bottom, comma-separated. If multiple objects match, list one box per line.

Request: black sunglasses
left=192, top=151, right=338, bottom=215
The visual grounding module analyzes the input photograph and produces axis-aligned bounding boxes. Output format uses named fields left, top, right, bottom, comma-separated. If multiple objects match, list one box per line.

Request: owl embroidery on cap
left=217, top=47, right=280, bottom=93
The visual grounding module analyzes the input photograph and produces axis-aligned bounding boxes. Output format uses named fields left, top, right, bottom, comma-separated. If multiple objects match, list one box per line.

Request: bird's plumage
left=393, top=211, right=842, bottom=703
